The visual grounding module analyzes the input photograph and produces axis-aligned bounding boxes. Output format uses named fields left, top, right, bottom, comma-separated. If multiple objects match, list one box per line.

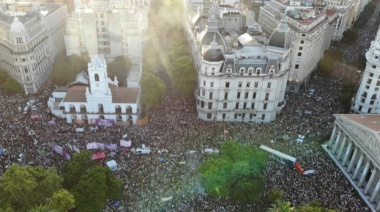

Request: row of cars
left=21, top=99, right=37, bottom=114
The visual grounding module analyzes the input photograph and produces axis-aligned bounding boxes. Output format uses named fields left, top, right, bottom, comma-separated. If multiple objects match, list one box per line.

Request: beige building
left=0, top=2, right=68, bottom=94
left=64, top=0, right=148, bottom=64
left=324, top=114, right=380, bottom=211
left=259, top=0, right=338, bottom=92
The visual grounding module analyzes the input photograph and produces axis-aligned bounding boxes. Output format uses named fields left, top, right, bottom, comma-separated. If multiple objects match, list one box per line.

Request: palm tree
left=267, top=200, right=294, bottom=212
left=29, top=204, right=56, bottom=212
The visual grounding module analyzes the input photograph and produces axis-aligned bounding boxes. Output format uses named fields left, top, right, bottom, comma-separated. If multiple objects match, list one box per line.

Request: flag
left=122, top=133, right=128, bottom=139
left=73, top=146, right=80, bottom=153
left=120, top=140, right=131, bottom=147
left=67, top=144, right=73, bottom=151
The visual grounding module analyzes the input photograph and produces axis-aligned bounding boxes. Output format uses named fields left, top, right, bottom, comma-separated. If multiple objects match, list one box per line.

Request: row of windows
left=198, top=100, right=270, bottom=110
left=206, top=112, right=266, bottom=120
left=202, top=81, right=272, bottom=89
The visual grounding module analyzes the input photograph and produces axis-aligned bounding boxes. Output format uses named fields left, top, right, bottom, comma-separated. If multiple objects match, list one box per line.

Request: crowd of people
left=1, top=3, right=380, bottom=212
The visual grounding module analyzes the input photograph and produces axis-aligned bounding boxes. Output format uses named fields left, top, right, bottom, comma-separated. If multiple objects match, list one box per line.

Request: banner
left=137, top=116, right=148, bottom=126
left=95, top=119, right=115, bottom=127
left=74, top=119, right=85, bottom=124
left=120, top=140, right=131, bottom=147
left=87, top=142, right=98, bottom=150
left=73, top=146, right=80, bottom=153
left=122, top=133, right=128, bottom=139
left=67, top=144, right=73, bottom=151
left=106, top=144, right=118, bottom=150
left=63, top=150, right=71, bottom=161
left=97, top=143, right=105, bottom=150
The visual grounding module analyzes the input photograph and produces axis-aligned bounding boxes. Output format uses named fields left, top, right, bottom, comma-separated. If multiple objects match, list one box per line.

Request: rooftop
left=339, top=114, right=380, bottom=134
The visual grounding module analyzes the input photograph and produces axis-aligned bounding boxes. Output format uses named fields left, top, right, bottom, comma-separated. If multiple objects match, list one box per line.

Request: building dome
left=203, top=33, right=224, bottom=62
left=268, top=16, right=292, bottom=49
left=10, top=17, right=26, bottom=34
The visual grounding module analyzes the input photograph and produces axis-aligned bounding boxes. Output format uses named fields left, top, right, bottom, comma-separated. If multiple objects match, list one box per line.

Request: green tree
left=51, top=54, right=88, bottom=86
left=107, top=56, right=132, bottom=86
left=61, top=151, right=95, bottom=190
left=266, top=189, right=285, bottom=205
left=267, top=200, right=294, bottom=212
left=140, top=71, right=166, bottom=108
left=169, top=56, right=197, bottom=99
left=72, top=166, right=122, bottom=212
left=49, top=189, right=75, bottom=212
left=199, top=140, right=268, bottom=203
left=28, top=204, right=56, bottom=212
left=296, top=201, right=339, bottom=212
left=2, top=78, right=23, bottom=94
left=0, top=164, right=63, bottom=212
left=342, top=28, right=359, bottom=44
left=0, top=69, right=8, bottom=84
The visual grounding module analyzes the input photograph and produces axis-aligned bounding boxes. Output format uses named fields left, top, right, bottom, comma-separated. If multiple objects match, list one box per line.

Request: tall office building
left=0, top=2, right=68, bottom=94
left=64, top=0, right=148, bottom=64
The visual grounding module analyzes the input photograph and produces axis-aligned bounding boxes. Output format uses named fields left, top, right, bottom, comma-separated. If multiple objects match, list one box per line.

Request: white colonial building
left=259, top=0, right=338, bottom=93
left=352, top=27, right=380, bottom=114
left=64, top=0, right=148, bottom=64
left=186, top=2, right=291, bottom=123
left=48, top=56, right=140, bottom=125
left=324, top=114, right=380, bottom=211
left=0, top=2, right=68, bottom=94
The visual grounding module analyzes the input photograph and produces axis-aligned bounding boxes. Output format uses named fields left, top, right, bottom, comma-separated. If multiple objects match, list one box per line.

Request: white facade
left=0, top=3, right=68, bottom=94
left=352, top=28, right=380, bottom=114
left=324, top=114, right=380, bottom=212
left=185, top=2, right=291, bottom=123
left=48, top=56, right=141, bottom=125
left=64, top=0, right=148, bottom=64
left=324, top=0, right=355, bottom=41
left=259, top=0, right=338, bottom=93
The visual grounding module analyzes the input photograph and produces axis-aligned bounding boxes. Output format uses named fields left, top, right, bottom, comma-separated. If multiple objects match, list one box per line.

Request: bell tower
left=88, top=55, right=111, bottom=96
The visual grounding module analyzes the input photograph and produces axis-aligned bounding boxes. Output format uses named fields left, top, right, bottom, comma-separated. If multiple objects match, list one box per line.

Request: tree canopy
left=140, top=71, right=166, bottom=108
left=107, top=56, right=132, bottom=86
left=51, top=54, right=89, bottom=86
left=61, top=151, right=122, bottom=212
left=0, top=164, right=65, bottom=212
left=199, top=140, right=268, bottom=203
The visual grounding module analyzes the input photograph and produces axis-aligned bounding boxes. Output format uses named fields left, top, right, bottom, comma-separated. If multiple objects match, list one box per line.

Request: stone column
left=328, top=125, right=338, bottom=148
left=377, top=201, right=380, bottom=211
left=333, top=130, right=342, bottom=154
left=337, top=135, right=347, bottom=160
left=353, top=153, right=364, bottom=180
left=348, top=147, right=358, bottom=173
left=371, top=179, right=380, bottom=202
left=359, top=161, right=370, bottom=187
left=365, top=168, right=377, bottom=195
left=342, top=141, right=353, bottom=166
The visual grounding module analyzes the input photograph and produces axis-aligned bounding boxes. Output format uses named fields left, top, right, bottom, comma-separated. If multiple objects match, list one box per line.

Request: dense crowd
left=1, top=3, right=380, bottom=212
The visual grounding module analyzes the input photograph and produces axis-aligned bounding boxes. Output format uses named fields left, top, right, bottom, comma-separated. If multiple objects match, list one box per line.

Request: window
left=265, top=93, right=269, bottom=100
left=208, top=102, right=212, bottom=109
left=299, top=47, right=303, bottom=50
left=295, top=64, right=299, bottom=69
left=302, top=34, right=306, bottom=37
left=95, top=74, right=99, bottom=81
left=267, top=83, right=271, bottom=88
left=367, top=79, right=372, bottom=84
left=209, top=92, right=213, bottom=99
left=226, top=82, right=230, bottom=88
left=250, top=113, right=253, bottom=119
left=253, top=92, right=256, bottom=99
left=207, top=113, right=212, bottom=119
left=251, top=103, right=255, bottom=109
left=203, top=81, right=206, bottom=86
left=257, top=68, right=261, bottom=74
left=243, top=103, right=247, bottom=109
left=236, top=103, right=239, bottom=109
left=377, top=81, right=380, bottom=86
left=211, top=82, right=214, bottom=87
left=262, top=114, right=265, bottom=120
left=366, top=85, right=370, bottom=89
left=234, top=113, right=238, bottom=119
left=245, top=92, right=248, bottom=99
left=369, top=73, right=374, bottom=77
left=237, top=92, right=241, bottom=98
left=223, top=102, right=227, bottom=109
left=242, top=113, right=245, bottom=119
left=298, top=52, right=302, bottom=56
left=300, top=40, right=304, bottom=44
left=16, top=37, right=23, bottom=44
left=224, top=92, right=228, bottom=100
left=264, top=103, right=267, bottom=110
left=202, top=90, right=205, bottom=96
left=246, top=82, right=250, bottom=88
left=373, top=65, right=376, bottom=69
left=201, top=101, right=204, bottom=108
left=254, top=82, right=258, bottom=88
left=238, top=82, right=242, bottom=87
